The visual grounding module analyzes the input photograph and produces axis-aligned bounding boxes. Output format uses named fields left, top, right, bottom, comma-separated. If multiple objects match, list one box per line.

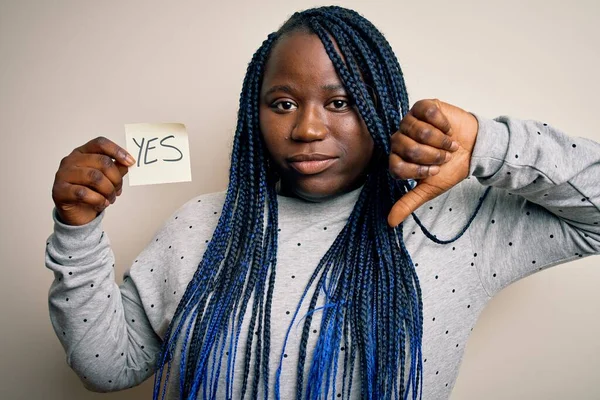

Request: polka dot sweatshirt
left=46, top=114, right=600, bottom=399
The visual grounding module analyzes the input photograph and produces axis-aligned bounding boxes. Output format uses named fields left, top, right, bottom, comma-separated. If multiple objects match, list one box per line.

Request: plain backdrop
left=1, top=0, right=599, bottom=399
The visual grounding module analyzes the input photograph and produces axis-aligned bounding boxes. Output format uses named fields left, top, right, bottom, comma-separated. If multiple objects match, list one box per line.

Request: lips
left=287, top=153, right=338, bottom=175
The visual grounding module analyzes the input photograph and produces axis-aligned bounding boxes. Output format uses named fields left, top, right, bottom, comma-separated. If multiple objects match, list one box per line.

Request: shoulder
left=154, top=190, right=227, bottom=236
left=176, top=190, right=227, bottom=215
left=171, top=190, right=227, bottom=218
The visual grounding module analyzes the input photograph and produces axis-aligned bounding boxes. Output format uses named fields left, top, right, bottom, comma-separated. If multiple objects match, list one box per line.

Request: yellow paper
left=124, top=123, right=192, bottom=186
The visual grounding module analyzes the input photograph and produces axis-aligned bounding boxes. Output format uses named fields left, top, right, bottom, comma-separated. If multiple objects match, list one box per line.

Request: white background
left=1, top=0, right=598, bottom=398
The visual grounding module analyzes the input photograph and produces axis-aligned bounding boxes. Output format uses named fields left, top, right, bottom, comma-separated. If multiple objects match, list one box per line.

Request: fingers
left=76, top=136, right=136, bottom=167
left=389, top=100, right=459, bottom=181
left=52, top=181, right=110, bottom=211
left=54, top=136, right=133, bottom=208
left=391, top=134, right=452, bottom=167
left=60, top=166, right=119, bottom=203
left=387, top=98, right=474, bottom=227
left=399, top=112, right=458, bottom=152
left=115, top=164, right=128, bottom=196
left=69, top=153, right=126, bottom=200
left=116, top=163, right=129, bottom=178
left=389, top=153, right=440, bottom=180
left=52, top=136, right=135, bottom=225
left=388, top=183, right=443, bottom=227
left=409, top=99, right=452, bottom=135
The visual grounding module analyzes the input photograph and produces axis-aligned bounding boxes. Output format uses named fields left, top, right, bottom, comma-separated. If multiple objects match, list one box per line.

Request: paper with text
left=124, top=123, right=192, bottom=186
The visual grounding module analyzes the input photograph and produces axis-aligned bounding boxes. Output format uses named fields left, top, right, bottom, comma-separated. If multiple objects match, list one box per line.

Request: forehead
left=262, top=32, right=342, bottom=88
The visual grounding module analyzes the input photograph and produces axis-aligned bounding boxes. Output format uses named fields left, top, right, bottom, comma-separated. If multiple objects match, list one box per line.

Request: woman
left=46, top=6, right=600, bottom=400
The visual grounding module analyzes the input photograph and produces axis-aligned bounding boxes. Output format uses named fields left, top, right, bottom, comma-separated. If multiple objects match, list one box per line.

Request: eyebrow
left=264, top=85, right=294, bottom=96
left=263, top=83, right=346, bottom=96
left=321, top=83, right=345, bottom=92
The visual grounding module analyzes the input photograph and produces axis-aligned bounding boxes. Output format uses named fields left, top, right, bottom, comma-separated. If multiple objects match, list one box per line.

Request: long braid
left=153, top=6, right=488, bottom=400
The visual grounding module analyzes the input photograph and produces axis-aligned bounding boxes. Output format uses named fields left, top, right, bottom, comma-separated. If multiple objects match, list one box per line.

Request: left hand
left=387, top=99, right=479, bottom=227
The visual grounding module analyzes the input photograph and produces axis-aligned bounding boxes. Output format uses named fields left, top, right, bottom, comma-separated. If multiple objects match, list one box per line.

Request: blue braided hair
left=153, top=6, right=490, bottom=400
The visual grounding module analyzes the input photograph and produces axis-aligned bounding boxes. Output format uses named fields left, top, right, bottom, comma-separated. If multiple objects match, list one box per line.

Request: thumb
left=387, top=182, right=444, bottom=227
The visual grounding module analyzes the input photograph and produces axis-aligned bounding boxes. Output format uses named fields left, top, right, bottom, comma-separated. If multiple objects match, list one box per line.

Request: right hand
left=52, top=137, right=136, bottom=226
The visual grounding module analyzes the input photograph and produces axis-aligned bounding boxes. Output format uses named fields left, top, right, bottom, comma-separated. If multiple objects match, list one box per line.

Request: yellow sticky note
left=124, top=123, right=192, bottom=186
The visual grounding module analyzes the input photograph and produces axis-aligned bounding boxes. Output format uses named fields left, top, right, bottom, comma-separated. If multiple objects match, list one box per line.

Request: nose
left=291, top=104, right=328, bottom=142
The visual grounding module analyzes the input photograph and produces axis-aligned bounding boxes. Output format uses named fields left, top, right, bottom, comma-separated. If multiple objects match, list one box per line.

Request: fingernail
left=126, top=154, right=136, bottom=165
left=116, top=188, right=122, bottom=196
left=445, top=152, right=452, bottom=162
left=104, top=199, right=110, bottom=207
left=429, top=166, right=440, bottom=176
left=450, top=141, right=459, bottom=151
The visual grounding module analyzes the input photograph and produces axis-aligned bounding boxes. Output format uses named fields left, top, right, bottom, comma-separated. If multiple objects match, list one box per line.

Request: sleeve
left=45, top=209, right=163, bottom=392
left=461, top=114, right=600, bottom=297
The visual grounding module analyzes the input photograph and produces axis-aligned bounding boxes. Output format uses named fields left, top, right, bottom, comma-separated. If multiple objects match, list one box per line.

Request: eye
left=271, top=100, right=297, bottom=112
left=327, top=99, right=351, bottom=111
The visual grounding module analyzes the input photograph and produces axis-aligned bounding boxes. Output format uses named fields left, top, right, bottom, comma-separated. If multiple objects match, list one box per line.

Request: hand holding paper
left=51, top=137, right=135, bottom=226
left=50, top=123, right=192, bottom=226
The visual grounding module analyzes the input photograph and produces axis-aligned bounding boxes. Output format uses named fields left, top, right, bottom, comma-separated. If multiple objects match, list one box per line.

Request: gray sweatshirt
left=46, top=115, right=600, bottom=399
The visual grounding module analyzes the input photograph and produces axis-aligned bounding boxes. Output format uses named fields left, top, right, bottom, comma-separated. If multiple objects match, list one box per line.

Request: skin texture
left=51, top=31, right=479, bottom=227
left=52, top=137, right=134, bottom=226
left=388, top=99, right=479, bottom=226
left=259, top=32, right=375, bottom=202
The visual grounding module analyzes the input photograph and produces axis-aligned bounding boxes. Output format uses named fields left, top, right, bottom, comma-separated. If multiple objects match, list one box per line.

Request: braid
left=153, top=6, right=488, bottom=400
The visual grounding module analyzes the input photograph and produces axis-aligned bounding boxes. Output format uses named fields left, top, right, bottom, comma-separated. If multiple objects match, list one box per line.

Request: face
left=259, top=31, right=374, bottom=202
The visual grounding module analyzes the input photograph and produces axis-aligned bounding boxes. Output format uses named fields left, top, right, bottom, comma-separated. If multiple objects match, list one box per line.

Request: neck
left=277, top=178, right=366, bottom=203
